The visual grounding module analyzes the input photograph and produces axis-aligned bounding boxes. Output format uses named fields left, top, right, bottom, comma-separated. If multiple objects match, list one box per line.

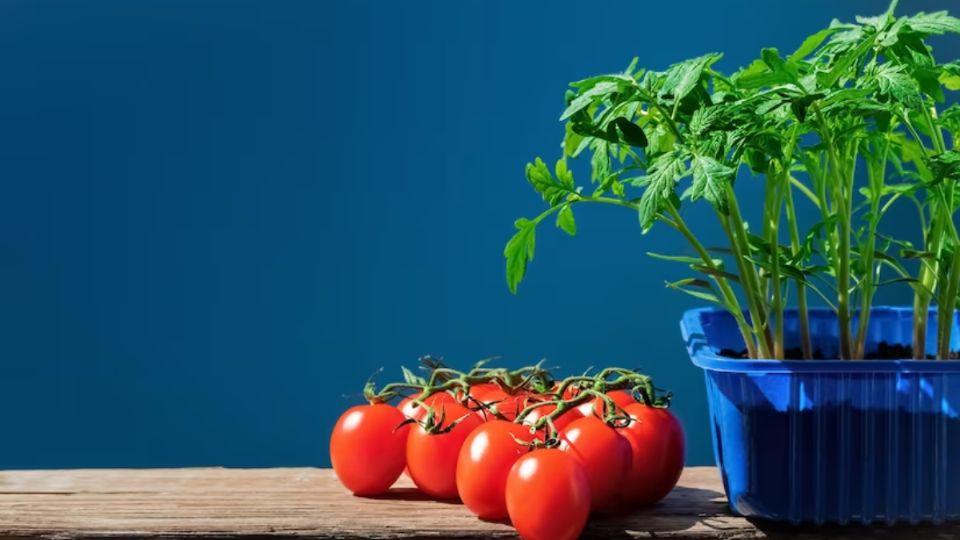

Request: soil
left=717, top=342, right=960, bottom=360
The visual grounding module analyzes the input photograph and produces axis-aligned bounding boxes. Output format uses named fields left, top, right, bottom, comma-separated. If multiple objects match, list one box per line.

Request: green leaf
left=789, top=27, right=838, bottom=61
left=905, top=11, right=960, bottom=36
left=688, top=155, right=733, bottom=212
left=526, top=157, right=575, bottom=205
left=929, top=150, right=960, bottom=183
left=646, top=252, right=706, bottom=265
left=637, top=152, right=688, bottom=230
left=560, top=81, right=620, bottom=121
left=689, top=106, right=722, bottom=137
left=504, top=218, right=537, bottom=294
left=556, top=205, right=577, bottom=236
left=760, top=48, right=800, bottom=85
left=817, top=33, right=876, bottom=88
left=873, top=64, right=921, bottom=107
left=939, top=62, right=960, bottom=91
left=659, top=53, right=721, bottom=103
left=609, top=117, right=648, bottom=147
left=664, top=278, right=721, bottom=304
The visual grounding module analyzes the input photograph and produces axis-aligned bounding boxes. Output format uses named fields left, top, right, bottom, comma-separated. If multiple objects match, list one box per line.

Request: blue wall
left=0, top=0, right=954, bottom=468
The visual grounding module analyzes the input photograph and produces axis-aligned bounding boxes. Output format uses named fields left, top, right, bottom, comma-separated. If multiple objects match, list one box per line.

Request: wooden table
left=0, top=467, right=958, bottom=539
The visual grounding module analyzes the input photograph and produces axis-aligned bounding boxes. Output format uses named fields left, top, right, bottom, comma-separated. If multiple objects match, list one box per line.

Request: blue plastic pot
left=681, top=306, right=960, bottom=526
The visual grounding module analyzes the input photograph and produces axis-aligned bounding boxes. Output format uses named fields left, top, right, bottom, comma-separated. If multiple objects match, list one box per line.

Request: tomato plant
left=329, top=404, right=409, bottom=496
left=455, top=420, right=533, bottom=519
left=505, top=448, right=591, bottom=540
left=558, top=415, right=632, bottom=512
left=406, top=401, right=484, bottom=499
left=616, top=403, right=685, bottom=506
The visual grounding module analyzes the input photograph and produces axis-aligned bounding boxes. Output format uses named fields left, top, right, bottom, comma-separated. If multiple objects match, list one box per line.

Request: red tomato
left=455, top=420, right=533, bottom=519
left=329, top=404, right=409, bottom=496
left=406, top=401, right=484, bottom=499
left=576, top=389, right=636, bottom=418
left=478, top=388, right=531, bottom=421
left=505, top=449, right=591, bottom=540
left=521, top=404, right=583, bottom=433
left=558, top=415, right=632, bottom=513
left=550, top=383, right=579, bottom=400
left=467, top=382, right=501, bottom=401
left=397, top=392, right=457, bottom=421
left=616, top=403, right=686, bottom=507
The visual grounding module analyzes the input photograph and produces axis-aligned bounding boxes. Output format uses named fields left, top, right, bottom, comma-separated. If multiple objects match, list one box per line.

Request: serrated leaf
left=504, top=218, right=537, bottom=294
left=689, top=155, right=732, bottom=211
left=526, top=157, right=575, bottom=205
left=637, top=152, right=688, bottom=230
left=659, top=53, right=721, bottom=103
left=873, top=64, right=921, bottom=107
left=556, top=205, right=577, bottom=236
left=905, top=11, right=960, bottom=36
left=689, top=106, right=722, bottom=137
left=560, top=81, right=620, bottom=121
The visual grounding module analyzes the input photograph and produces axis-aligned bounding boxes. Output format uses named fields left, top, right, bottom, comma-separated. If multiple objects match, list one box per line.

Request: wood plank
left=0, top=467, right=957, bottom=539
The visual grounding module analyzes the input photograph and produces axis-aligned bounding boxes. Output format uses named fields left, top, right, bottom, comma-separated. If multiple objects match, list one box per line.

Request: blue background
left=0, top=0, right=954, bottom=468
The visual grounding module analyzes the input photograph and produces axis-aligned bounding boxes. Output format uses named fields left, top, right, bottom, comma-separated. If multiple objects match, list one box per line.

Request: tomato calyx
left=400, top=403, right=477, bottom=435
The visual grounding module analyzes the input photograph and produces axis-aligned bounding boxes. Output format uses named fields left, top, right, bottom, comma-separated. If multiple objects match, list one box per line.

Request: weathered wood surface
left=0, top=467, right=958, bottom=539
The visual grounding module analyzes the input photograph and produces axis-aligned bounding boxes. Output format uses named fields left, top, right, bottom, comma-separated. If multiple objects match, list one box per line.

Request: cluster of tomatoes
left=329, top=360, right=685, bottom=540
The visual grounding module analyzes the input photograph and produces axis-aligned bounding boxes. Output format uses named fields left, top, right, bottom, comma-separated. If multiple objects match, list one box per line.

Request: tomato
left=558, top=415, right=632, bottom=513
left=477, top=388, right=531, bottom=421
left=406, top=401, right=484, bottom=499
left=505, top=449, right=591, bottom=540
left=467, top=382, right=501, bottom=401
left=550, top=383, right=579, bottom=401
left=455, top=420, right=533, bottom=519
left=576, top=389, right=636, bottom=418
left=329, top=404, right=409, bottom=496
left=615, top=403, right=686, bottom=507
left=398, top=392, right=457, bottom=421
left=520, top=404, right=583, bottom=433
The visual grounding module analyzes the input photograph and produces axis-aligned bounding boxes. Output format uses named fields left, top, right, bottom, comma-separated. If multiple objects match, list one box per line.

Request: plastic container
left=681, top=306, right=960, bottom=526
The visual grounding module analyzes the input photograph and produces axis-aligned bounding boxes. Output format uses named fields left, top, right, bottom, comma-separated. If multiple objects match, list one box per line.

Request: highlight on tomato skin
left=576, top=389, right=636, bottom=418
left=615, top=403, right=686, bottom=507
left=329, top=404, right=409, bottom=496
left=406, top=401, right=485, bottom=499
left=455, top=420, right=534, bottom=520
left=557, top=415, right=633, bottom=513
left=505, top=448, right=591, bottom=540
left=397, top=392, right=457, bottom=421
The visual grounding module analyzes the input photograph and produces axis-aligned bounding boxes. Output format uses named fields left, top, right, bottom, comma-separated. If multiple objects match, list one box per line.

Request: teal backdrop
left=0, top=0, right=955, bottom=468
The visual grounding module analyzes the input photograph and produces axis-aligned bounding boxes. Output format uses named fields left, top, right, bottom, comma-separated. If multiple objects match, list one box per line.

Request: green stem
left=784, top=176, right=812, bottom=359
left=724, top=184, right=774, bottom=357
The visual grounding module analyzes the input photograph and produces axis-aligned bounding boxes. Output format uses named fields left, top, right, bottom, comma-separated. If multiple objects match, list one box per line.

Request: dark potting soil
left=718, top=342, right=960, bottom=360
left=718, top=347, right=826, bottom=360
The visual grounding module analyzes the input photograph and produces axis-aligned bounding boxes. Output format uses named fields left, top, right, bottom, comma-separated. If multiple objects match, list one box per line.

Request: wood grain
left=0, top=467, right=957, bottom=539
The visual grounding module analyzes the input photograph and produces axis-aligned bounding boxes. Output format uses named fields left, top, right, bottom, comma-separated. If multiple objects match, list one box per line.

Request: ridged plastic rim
left=681, top=307, right=960, bottom=373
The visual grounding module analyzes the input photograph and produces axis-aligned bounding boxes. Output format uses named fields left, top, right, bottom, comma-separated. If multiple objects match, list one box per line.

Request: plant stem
left=813, top=105, right=853, bottom=359
left=723, top=183, right=774, bottom=357
left=784, top=177, right=812, bottom=359
left=853, top=138, right=888, bottom=360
